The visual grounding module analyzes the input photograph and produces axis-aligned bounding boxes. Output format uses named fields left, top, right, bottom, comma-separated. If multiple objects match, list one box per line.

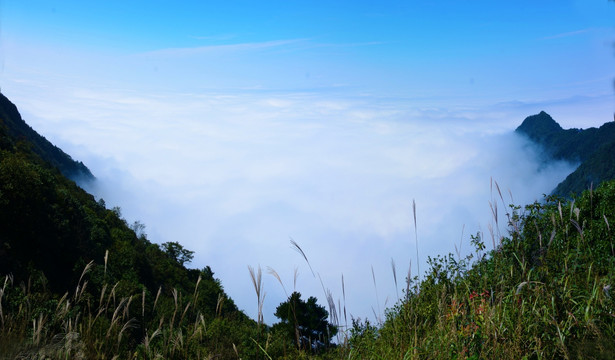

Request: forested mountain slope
left=0, top=93, right=94, bottom=182
left=515, top=111, right=615, bottom=196
left=0, top=93, right=258, bottom=358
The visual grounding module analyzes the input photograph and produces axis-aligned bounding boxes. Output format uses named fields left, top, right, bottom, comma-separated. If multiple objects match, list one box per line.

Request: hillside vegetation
left=515, top=111, right=615, bottom=196
left=346, top=183, right=615, bottom=359
left=1, top=94, right=614, bottom=359
left=0, top=94, right=262, bottom=358
left=0, top=93, right=94, bottom=182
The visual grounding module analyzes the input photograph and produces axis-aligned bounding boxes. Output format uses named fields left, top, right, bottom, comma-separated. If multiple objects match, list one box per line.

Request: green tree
left=273, top=291, right=337, bottom=352
left=161, top=241, right=195, bottom=266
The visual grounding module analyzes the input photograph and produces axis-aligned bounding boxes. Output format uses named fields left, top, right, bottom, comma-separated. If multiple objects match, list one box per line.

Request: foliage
left=0, top=268, right=261, bottom=359
left=515, top=111, right=615, bottom=196
left=0, top=93, right=260, bottom=358
left=162, top=241, right=195, bottom=266
left=272, top=291, right=337, bottom=353
left=344, top=181, right=615, bottom=359
left=554, top=141, right=615, bottom=197
left=0, top=92, right=94, bottom=182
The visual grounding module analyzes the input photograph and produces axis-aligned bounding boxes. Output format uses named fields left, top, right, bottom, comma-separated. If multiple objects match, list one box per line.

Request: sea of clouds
left=4, top=80, right=596, bottom=325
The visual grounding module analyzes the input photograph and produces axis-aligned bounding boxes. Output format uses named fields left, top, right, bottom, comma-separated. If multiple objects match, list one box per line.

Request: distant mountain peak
left=515, top=111, right=563, bottom=141
left=515, top=111, right=615, bottom=197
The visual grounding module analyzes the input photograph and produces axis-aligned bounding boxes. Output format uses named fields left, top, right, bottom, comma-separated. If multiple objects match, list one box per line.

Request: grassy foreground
left=2, top=180, right=615, bottom=359
left=345, top=181, right=615, bottom=359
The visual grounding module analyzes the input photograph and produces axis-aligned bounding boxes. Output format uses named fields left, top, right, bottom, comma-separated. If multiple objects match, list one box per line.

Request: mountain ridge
left=0, top=92, right=258, bottom=358
left=515, top=111, right=615, bottom=196
left=0, top=92, right=94, bottom=182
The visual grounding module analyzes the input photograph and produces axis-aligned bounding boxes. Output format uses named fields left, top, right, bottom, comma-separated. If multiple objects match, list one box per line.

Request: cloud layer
left=5, top=82, right=583, bottom=324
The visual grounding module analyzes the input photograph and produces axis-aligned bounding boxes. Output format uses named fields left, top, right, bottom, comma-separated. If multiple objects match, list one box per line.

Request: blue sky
left=0, top=1, right=614, bottom=325
left=3, top=0, right=614, bottom=100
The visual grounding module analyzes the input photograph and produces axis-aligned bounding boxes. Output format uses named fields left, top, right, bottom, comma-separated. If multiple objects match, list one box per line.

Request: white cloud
left=2, top=79, right=584, bottom=324
left=541, top=28, right=593, bottom=40
left=138, top=39, right=306, bottom=58
left=189, top=34, right=238, bottom=42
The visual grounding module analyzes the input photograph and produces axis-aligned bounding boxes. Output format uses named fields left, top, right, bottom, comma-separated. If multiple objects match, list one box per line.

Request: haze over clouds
left=0, top=0, right=613, bottom=324
left=0, top=82, right=582, bottom=323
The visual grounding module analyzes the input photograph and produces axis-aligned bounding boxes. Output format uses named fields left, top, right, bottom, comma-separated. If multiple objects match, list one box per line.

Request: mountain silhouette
left=0, top=92, right=94, bottom=182
left=516, top=111, right=615, bottom=196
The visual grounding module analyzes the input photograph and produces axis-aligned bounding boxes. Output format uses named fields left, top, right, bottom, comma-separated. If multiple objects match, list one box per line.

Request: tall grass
left=343, top=182, right=615, bottom=359
left=233, top=183, right=615, bottom=359
left=3, top=181, right=615, bottom=359
left=0, top=265, right=258, bottom=359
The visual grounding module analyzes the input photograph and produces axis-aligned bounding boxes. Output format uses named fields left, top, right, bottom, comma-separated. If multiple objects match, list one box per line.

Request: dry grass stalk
left=534, top=221, right=543, bottom=248
left=171, top=329, right=184, bottom=354
left=489, top=200, right=498, bottom=228
left=187, top=313, right=205, bottom=343
left=172, top=288, right=178, bottom=310
left=317, top=273, right=329, bottom=308
left=267, top=266, right=288, bottom=297
left=570, top=219, right=583, bottom=240
left=104, top=249, right=109, bottom=278
left=180, top=301, right=191, bottom=324
left=144, top=328, right=162, bottom=355
left=107, top=297, right=130, bottom=339
left=341, top=274, right=347, bottom=328
left=371, top=265, right=381, bottom=324
left=170, top=288, right=179, bottom=331
left=548, top=228, right=556, bottom=248
left=248, top=265, right=265, bottom=326
left=0, top=277, right=5, bottom=328
left=494, top=180, right=504, bottom=204
left=153, top=286, right=162, bottom=311
left=142, top=288, right=146, bottom=318
left=105, top=282, right=119, bottom=311
left=123, top=295, right=134, bottom=319
left=326, top=289, right=339, bottom=328
left=290, top=238, right=315, bottom=277
left=232, top=343, right=239, bottom=358
left=32, top=312, right=46, bottom=347
left=193, top=275, right=202, bottom=300
left=488, top=223, right=496, bottom=250
left=413, top=199, right=420, bottom=282
left=456, top=224, right=465, bottom=262
left=98, top=284, right=107, bottom=311
left=216, top=294, right=224, bottom=317
left=117, top=318, right=137, bottom=349
left=74, top=260, right=94, bottom=302
left=391, top=258, right=399, bottom=301
left=406, top=260, right=412, bottom=297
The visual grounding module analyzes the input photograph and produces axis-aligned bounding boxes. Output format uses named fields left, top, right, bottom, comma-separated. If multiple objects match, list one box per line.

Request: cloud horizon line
left=541, top=28, right=593, bottom=40
left=136, top=38, right=309, bottom=58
